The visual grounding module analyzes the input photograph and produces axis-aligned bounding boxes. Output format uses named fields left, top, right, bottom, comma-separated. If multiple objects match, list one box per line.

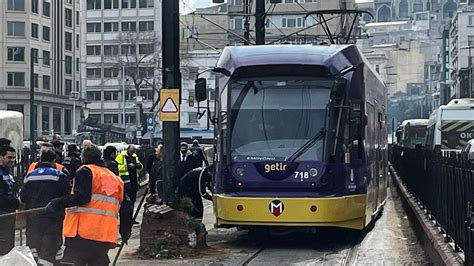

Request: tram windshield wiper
left=286, top=128, right=326, bottom=162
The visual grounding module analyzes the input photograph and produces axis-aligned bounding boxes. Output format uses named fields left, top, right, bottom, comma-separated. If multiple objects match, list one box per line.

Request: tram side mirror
left=331, top=78, right=346, bottom=102
left=195, top=78, right=207, bottom=102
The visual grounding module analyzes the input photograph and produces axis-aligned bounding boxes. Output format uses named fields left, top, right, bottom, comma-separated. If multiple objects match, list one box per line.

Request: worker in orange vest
left=27, top=142, right=70, bottom=181
left=45, top=145, right=132, bottom=265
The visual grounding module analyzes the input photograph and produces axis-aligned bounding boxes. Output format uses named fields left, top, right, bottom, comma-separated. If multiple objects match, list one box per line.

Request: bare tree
left=114, top=31, right=161, bottom=135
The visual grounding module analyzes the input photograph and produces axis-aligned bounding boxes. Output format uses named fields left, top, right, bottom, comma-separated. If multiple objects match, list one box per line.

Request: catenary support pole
left=161, top=0, right=181, bottom=204
left=30, top=52, right=36, bottom=160
left=255, top=0, right=265, bottom=45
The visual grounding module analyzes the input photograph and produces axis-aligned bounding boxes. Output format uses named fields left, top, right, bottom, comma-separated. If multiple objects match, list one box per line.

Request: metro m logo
left=269, top=200, right=284, bottom=217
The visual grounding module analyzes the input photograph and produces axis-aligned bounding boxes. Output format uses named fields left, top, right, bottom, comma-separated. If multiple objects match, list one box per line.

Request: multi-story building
left=81, top=0, right=161, bottom=141
left=0, top=0, right=82, bottom=140
left=449, top=4, right=474, bottom=98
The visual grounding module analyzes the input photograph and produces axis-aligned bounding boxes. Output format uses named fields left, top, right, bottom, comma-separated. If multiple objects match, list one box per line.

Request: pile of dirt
left=139, top=203, right=207, bottom=259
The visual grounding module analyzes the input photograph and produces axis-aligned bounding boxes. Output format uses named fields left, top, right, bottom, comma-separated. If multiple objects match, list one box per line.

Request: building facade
left=0, top=0, right=82, bottom=140
left=449, top=4, right=474, bottom=98
left=81, top=0, right=161, bottom=141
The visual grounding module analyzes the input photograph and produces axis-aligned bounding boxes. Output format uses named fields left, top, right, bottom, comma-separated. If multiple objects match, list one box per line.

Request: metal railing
left=392, top=146, right=473, bottom=265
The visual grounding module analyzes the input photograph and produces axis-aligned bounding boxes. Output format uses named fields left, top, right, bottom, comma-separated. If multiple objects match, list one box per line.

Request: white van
left=426, top=98, right=474, bottom=152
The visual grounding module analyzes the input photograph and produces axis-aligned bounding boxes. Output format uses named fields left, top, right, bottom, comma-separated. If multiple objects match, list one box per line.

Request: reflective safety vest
left=27, top=162, right=65, bottom=174
left=63, top=164, right=124, bottom=244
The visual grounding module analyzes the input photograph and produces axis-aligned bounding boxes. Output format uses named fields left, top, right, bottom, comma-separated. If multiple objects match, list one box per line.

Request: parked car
left=461, top=139, right=474, bottom=161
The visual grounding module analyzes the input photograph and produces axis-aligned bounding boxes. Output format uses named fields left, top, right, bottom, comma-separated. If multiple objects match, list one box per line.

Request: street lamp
left=69, top=91, right=80, bottom=134
left=460, top=46, right=474, bottom=98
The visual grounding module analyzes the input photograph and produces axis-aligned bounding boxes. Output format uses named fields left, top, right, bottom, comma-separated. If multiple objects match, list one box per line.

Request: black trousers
left=126, top=188, right=137, bottom=213
left=61, top=246, right=109, bottom=266
left=26, top=216, right=63, bottom=264
left=0, top=216, right=15, bottom=255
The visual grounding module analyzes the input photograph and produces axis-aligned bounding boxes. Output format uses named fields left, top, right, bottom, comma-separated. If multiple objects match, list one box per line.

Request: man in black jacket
left=47, top=145, right=133, bottom=265
left=0, top=145, right=20, bottom=255
left=62, top=144, right=82, bottom=179
left=103, top=146, right=119, bottom=175
left=179, top=166, right=213, bottom=220
left=20, top=150, right=71, bottom=264
left=190, top=140, right=208, bottom=169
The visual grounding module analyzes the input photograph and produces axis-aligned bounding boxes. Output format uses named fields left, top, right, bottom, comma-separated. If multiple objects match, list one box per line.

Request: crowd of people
left=0, top=136, right=213, bottom=265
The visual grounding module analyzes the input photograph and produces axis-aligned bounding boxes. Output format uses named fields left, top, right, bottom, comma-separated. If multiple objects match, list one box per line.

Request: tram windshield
left=229, top=77, right=334, bottom=162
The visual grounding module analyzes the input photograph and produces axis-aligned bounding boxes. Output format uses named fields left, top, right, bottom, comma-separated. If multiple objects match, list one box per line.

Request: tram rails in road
left=195, top=44, right=389, bottom=230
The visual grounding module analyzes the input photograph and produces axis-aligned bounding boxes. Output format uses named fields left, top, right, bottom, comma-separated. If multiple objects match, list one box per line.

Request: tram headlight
left=235, top=167, right=245, bottom=177
left=309, top=168, right=318, bottom=177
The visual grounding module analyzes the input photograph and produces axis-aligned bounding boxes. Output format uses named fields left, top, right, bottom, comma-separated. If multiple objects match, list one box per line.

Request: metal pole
left=255, top=0, right=265, bottom=45
left=470, top=48, right=472, bottom=98
left=122, top=65, right=126, bottom=129
left=244, top=0, right=250, bottom=45
left=30, top=52, right=36, bottom=160
left=72, top=99, right=76, bottom=132
left=161, top=0, right=181, bottom=204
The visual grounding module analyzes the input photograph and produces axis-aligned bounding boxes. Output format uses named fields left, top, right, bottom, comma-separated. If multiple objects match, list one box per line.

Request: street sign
left=136, top=130, right=142, bottom=139
left=147, top=117, right=154, bottom=131
left=160, top=89, right=180, bottom=122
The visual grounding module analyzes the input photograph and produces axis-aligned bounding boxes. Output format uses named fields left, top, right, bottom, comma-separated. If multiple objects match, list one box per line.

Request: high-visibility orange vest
left=63, top=164, right=124, bottom=244
left=27, top=162, right=65, bottom=174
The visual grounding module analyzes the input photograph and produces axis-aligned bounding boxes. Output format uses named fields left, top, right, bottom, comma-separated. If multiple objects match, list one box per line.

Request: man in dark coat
left=178, top=142, right=195, bottom=179
left=0, top=145, right=20, bottom=255
left=190, top=140, right=209, bottom=169
left=146, top=144, right=163, bottom=198
left=20, top=150, right=71, bottom=264
left=62, top=144, right=82, bottom=179
left=179, top=166, right=213, bottom=220
left=103, top=146, right=119, bottom=175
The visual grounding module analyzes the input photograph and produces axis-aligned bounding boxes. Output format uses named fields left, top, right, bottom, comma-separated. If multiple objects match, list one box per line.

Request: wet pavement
left=111, top=178, right=431, bottom=265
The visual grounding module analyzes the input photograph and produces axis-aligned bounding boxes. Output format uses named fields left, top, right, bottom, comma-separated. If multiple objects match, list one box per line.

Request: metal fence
left=392, top=146, right=474, bottom=265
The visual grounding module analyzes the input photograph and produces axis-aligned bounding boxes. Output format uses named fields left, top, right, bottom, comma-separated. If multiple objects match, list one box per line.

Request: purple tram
left=195, top=44, right=388, bottom=230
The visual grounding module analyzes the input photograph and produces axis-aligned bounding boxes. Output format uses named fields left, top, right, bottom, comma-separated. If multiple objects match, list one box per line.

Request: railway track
left=240, top=233, right=361, bottom=266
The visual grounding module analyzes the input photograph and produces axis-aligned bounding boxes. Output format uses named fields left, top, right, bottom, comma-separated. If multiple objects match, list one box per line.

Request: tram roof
left=216, top=44, right=363, bottom=76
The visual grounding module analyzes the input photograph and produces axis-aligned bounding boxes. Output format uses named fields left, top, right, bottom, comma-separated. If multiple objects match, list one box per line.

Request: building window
left=104, top=22, right=119, bottom=32
left=122, top=0, right=136, bottom=8
left=7, top=104, right=24, bottom=115
left=139, top=90, right=153, bottom=100
left=42, top=106, right=50, bottom=131
left=65, top=79, right=73, bottom=95
left=65, top=56, right=73, bottom=74
left=86, top=68, right=102, bottom=78
left=31, top=23, right=39, bottom=38
left=104, top=45, right=119, bottom=55
left=65, top=8, right=73, bottom=27
left=104, top=68, right=119, bottom=78
left=7, top=21, right=25, bottom=37
left=104, top=91, right=119, bottom=101
left=43, top=75, right=50, bottom=90
left=87, top=0, right=101, bottom=10
left=43, top=51, right=50, bottom=66
left=53, top=108, right=61, bottom=132
left=87, top=23, right=101, bottom=33
left=8, top=0, right=25, bottom=11
left=104, top=0, right=119, bottom=9
left=76, top=58, right=80, bottom=72
left=231, top=17, right=243, bottom=30
left=126, top=114, right=136, bottom=123
left=121, top=21, right=136, bottom=32
left=76, top=81, right=80, bottom=92
left=64, top=109, right=72, bottom=134
left=87, top=91, right=101, bottom=101
left=188, top=112, right=198, bottom=124
left=281, top=17, right=303, bottom=28
left=121, top=44, right=136, bottom=55
left=65, top=32, right=73, bottom=51
left=139, top=0, right=153, bottom=8
left=76, top=11, right=80, bottom=25
left=139, top=21, right=154, bottom=32
left=7, top=47, right=25, bottom=61
left=104, top=114, right=119, bottom=124
left=65, top=0, right=73, bottom=4
left=32, top=0, right=38, bottom=13
left=7, top=72, right=25, bottom=87
left=138, top=44, right=154, bottom=54
left=43, top=26, right=50, bottom=41
left=233, top=0, right=243, bottom=5
left=76, top=34, right=80, bottom=49
left=43, top=1, right=50, bottom=17
left=86, top=45, right=101, bottom=55
left=33, top=74, right=39, bottom=88
left=125, top=90, right=136, bottom=100
left=31, top=48, right=38, bottom=63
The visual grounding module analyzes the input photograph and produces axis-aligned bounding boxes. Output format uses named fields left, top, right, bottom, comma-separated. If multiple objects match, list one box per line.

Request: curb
left=390, top=166, right=464, bottom=265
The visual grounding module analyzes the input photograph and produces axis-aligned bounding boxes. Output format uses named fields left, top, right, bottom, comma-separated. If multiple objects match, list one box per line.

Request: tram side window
left=366, top=103, right=376, bottom=161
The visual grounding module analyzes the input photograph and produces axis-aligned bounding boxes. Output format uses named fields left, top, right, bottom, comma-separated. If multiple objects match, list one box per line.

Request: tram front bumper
left=214, top=194, right=368, bottom=230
